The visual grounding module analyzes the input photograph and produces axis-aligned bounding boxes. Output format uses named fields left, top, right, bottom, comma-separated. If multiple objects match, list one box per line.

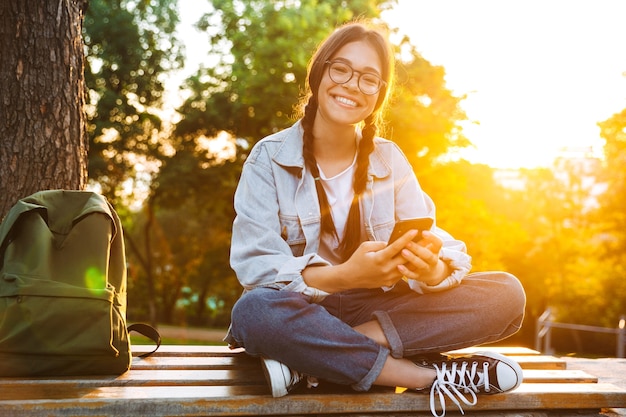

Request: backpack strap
left=128, top=323, right=161, bottom=358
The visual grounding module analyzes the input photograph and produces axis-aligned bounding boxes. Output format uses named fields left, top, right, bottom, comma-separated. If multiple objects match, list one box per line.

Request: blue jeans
left=227, top=272, right=525, bottom=392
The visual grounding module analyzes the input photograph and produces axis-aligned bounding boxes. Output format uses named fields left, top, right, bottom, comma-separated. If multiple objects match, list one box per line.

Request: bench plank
left=132, top=345, right=242, bottom=357
left=130, top=354, right=567, bottom=371
left=132, top=345, right=540, bottom=357
left=492, top=355, right=566, bottom=370
left=0, top=368, right=596, bottom=391
left=130, top=355, right=260, bottom=370
left=447, top=346, right=541, bottom=356
left=0, top=370, right=265, bottom=388
left=521, top=369, right=597, bottom=384
left=0, top=383, right=624, bottom=416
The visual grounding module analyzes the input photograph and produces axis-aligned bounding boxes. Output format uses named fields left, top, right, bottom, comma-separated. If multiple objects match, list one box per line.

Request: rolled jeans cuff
left=372, top=310, right=403, bottom=359
left=351, top=345, right=390, bottom=392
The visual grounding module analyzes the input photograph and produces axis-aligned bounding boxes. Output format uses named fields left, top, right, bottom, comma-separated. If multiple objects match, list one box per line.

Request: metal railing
left=535, top=308, right=626, bottom=358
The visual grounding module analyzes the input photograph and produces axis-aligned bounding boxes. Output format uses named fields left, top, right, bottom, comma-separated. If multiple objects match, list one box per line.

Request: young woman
left=225, top=20, right=526, bottom=417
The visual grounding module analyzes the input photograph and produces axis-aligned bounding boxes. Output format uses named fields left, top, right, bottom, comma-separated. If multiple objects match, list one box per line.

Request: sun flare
left=382, top=0, right=626, bottom=169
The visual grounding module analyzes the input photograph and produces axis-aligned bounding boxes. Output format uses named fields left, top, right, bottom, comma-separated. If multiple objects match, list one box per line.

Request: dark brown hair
left=296, top=21, right=395, bottom=260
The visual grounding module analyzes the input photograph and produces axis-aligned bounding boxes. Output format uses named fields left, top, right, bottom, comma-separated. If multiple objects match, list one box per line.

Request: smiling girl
left=225, top=20, right=526, bottom=417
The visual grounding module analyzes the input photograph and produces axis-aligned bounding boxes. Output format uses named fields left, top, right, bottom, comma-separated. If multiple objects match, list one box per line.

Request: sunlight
left=382, top=0, right=626, bottom=169
left=196, top=131, right=237, bottom=164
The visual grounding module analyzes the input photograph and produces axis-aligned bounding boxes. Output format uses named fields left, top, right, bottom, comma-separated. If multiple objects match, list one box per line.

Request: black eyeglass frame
left=324, top=60, right=387, bottom=95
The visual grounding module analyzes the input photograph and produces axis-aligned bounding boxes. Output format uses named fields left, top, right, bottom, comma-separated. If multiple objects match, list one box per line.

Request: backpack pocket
left=0, top=274, right=130, bottom=375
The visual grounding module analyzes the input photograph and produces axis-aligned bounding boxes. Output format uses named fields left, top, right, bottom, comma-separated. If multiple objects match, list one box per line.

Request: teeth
left=335, top=96, right=357, bottom=107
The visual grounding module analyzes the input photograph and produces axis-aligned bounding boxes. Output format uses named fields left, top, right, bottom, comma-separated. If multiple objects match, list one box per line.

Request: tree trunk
left=0, top=0, right=89, bottom=219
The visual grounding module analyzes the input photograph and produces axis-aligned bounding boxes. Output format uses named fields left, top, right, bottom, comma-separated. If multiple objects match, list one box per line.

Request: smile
left=333, top=95, right=358, bottom=107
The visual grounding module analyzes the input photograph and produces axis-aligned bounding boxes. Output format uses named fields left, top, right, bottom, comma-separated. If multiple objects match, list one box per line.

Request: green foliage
left=83, top=0, right=183, bottom=201
left=387, top=36, right=470, bottom=172
left=514, top=164, right=602, bottom=315
left=598, top=108, right=626, bottom=256
left=125, top=188, right=238, bottom=326
left=595, top=109, right=626, bottom=327
left=420, top=161, right=525, bottom=273
left=418, top=156, right=619, bottom=347
left=125, top=142, right=243, bottom=325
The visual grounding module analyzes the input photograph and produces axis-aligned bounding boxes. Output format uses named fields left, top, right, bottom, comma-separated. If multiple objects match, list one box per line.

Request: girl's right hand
left=342, top=229, right=418, bottom=289
left=303, top=229, right=419, bottom=293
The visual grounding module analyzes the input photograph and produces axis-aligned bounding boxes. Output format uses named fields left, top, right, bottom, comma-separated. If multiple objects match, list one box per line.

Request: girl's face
left=316, top=40, right=382, bottom=129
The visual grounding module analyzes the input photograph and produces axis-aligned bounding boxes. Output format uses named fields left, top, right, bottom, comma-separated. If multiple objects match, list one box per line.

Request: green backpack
left=0, top=190, right=159, bottom=376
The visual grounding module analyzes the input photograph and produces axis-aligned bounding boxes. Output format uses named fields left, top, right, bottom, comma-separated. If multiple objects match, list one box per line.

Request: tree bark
left=0, top=0, right=89, bottom=219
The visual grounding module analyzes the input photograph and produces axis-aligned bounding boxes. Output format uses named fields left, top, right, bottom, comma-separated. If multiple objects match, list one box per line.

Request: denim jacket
left=230, top=121, right=472, bottom=302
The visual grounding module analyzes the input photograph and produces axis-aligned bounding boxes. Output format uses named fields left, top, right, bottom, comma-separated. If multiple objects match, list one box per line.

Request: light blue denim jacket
left=230, top=121, right=472, bottom=302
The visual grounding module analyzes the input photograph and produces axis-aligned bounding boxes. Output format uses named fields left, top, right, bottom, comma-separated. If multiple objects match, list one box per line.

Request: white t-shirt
left=316, top=157, right=356, bottom=265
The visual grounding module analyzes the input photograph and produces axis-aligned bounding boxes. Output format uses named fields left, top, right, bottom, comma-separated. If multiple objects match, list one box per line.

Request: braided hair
left=296, top=21, right=394, bottom=260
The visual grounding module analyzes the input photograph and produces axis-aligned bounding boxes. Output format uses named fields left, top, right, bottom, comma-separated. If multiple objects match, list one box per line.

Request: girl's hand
left=341, top=241, right=402, bottom=289
left=396, top=230, right=449, bottom=286
left=302, top=230, right=447, bottom=292
left=337, top=229, right=424, bottom=290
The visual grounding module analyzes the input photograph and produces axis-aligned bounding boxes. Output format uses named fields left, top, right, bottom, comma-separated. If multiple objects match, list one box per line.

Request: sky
left=175, top=0, right=626, bottom=169
left=382, top=0, right=626, bottom=168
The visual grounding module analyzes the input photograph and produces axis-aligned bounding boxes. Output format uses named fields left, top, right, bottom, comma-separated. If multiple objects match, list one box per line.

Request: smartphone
left=388, top=218, right=434, bottom=244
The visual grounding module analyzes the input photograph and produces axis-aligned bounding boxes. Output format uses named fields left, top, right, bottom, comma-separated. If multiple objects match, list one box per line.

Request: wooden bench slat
left=0, top=369, right=266, bottom=388
left=504, top=355, right=566, bottom=370
left=521, top=369, right=597, bottom=383
left=130, top=355, right=261, bottom=370
left=447, top=346, right=541, bottom=356
left=132, top=345, right=242, bottom=357
left=132, top=344, right=541, bottom=357
left=0, top=383, right=624, bottom=416
left=0, top=368, right=597, bottom=390
left=130, top=352, right=566, bottom=371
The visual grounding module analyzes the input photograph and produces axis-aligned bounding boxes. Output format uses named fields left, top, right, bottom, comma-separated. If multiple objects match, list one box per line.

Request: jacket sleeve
left=407, top=193, right=472, bottom=293
left=229, top=142, right=331, bottom=302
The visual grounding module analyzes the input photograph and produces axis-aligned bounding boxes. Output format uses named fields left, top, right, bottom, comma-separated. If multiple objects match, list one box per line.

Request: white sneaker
left=260, top=357, right=303, bottom=397
left=416, top=351, right=523, bottom=417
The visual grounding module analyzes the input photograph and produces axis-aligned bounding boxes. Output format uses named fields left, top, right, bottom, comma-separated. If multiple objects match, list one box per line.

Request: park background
left=3, top=0, right=626, bottom=356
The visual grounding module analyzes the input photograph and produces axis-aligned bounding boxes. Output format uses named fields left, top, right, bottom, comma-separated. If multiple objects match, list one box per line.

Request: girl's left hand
left=396, top=230, right=448, bottom=286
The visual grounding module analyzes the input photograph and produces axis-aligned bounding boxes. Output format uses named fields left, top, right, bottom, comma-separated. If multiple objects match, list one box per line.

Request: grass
left=130, top=325, right=228, bottom=346
left=130, top=334, right=225, bottom=346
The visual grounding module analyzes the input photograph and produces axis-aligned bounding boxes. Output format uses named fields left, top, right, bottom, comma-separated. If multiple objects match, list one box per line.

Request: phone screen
left=388, top=218, right=434, bottom=244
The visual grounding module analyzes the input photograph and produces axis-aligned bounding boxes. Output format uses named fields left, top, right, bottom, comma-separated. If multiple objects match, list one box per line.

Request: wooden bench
left=0, top=345, right=624, bottom=416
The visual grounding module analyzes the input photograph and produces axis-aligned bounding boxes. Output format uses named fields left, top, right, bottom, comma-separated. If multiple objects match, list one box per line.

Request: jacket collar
left=271, top=121, right=306, bottom=169
left=271, top=120, right=391, bottom=179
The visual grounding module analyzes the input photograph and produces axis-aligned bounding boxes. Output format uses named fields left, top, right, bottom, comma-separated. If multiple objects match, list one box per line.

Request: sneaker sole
left=261, top=358, right=289, bottom=398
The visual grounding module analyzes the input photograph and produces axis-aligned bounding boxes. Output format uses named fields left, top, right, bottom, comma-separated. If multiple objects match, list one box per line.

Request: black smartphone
left=388, top=218, right=434, bottom=244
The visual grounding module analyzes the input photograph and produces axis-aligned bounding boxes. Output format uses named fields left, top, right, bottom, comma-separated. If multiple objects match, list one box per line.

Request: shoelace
left=429, top=360, right=490, bottom=417
left=288, top=369, right=303, bottom=388
left=306, top=375, right=319, bottom=389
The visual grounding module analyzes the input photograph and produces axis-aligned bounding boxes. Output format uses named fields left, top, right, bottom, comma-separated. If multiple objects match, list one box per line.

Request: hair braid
left=301, top=98, right=338, bottom=238
left=338, top=114, right=377, bottom=258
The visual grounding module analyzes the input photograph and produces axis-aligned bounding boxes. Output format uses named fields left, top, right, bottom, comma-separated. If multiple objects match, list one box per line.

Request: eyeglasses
left=325, top=60, right=386, bottom=95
